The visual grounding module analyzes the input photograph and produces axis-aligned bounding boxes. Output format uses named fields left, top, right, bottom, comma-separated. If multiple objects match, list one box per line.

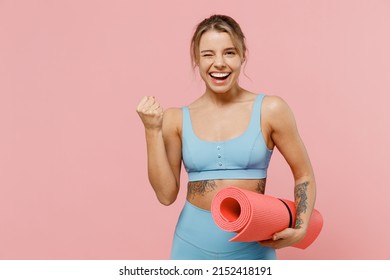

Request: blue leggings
left=170, top=201, right=277, bottom=260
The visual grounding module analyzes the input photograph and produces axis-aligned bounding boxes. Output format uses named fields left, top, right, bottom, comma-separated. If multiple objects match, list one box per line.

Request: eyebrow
left=200, top=47, right=237, bottom=53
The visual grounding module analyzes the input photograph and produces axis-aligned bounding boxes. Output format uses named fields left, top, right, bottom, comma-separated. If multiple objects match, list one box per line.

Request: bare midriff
left=187, top=178, right=266, bottom=210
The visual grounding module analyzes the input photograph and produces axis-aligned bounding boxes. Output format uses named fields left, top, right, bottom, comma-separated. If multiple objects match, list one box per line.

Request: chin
left=214, top=88, right=232, bottom=94
left=207, top=83, right=238, bottom=95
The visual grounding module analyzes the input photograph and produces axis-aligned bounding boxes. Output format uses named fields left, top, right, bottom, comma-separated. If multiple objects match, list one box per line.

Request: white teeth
left=210, top=72, right=230, bottom=78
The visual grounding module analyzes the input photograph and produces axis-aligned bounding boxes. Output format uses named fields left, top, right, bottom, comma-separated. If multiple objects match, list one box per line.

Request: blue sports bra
left=182, top=94, right=273, bottom=182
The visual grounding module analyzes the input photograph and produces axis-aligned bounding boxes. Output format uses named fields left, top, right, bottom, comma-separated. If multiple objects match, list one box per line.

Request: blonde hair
left=190, top=15, right=247, bottom=68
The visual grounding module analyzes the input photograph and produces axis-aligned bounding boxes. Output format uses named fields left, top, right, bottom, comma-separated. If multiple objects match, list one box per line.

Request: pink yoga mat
left=211, top=187, right=323, bottom=249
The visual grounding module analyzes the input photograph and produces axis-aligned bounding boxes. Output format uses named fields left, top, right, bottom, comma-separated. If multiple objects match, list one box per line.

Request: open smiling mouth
left=209, top=72, right=231, bottom=80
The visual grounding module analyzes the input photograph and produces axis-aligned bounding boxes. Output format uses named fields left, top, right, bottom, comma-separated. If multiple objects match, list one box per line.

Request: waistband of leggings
left=174, top=200, right=255, bottom=253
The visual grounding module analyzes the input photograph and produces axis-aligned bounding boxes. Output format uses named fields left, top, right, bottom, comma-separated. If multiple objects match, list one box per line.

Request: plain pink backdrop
left=1, top=0, right=389, bottom=259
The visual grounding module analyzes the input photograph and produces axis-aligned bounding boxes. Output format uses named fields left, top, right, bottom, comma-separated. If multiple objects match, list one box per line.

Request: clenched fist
left=136, top=96, right=164, bottom=130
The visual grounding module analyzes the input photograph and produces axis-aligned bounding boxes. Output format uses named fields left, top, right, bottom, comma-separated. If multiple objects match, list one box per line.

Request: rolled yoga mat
left=211, top=186, right=323, bottom=249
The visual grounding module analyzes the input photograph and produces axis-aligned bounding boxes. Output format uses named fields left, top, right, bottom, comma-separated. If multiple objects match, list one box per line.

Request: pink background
left=1, top=0, right=389, bottom=260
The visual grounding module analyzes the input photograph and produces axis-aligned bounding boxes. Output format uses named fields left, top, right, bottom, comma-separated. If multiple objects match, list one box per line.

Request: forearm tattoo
left=187, top=180, right=217, bottom=199
left=255, top=179, right=266, bottom=194
left=294, top=181, right=309, bottom=229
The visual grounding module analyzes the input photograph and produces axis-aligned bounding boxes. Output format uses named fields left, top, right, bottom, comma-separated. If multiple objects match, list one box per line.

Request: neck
left=204, top=86, right=245, bottom=105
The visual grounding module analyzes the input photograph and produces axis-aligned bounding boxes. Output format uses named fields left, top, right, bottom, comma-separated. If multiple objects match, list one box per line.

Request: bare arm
left=261, top=96, right=316, bottom=248
left=136, top=96, right=182, bottom=205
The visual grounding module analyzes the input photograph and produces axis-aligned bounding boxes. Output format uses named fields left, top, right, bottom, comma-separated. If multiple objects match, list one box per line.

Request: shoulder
left=262, top=95, right=290, bottom=113
left=162, top=107, right=183, bottom=135
left=164, top=107, right=182, bottom=118
left=262, top=95, right=297, bottom=129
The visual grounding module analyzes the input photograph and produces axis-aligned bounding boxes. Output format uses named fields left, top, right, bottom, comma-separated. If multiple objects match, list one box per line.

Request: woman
left=136, top=14, right=316, bottom=260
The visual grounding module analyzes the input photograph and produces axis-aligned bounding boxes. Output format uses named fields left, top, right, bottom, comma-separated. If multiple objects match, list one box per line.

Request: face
left=197, top=30, right=244, bottom=95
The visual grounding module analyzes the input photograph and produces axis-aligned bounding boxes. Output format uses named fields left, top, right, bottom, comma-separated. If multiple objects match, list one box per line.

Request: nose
left=213, top=54, right=226, bottom=67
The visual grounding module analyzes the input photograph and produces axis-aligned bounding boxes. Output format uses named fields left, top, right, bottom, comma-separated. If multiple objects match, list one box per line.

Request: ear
left=195, top=57, right=201, bottom=67
left=240, top=53, right=246, bottom=64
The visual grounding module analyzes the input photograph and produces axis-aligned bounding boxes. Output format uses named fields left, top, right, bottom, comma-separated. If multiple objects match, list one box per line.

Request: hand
left=259, top=227, right=306, bottom=249
left=136, top=96, right=164, bottom=130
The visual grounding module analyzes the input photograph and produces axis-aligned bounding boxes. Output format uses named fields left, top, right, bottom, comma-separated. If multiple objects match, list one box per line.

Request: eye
left=201, top=53, right=213, bottom=57
left=225, top=51, right=236, bottom=56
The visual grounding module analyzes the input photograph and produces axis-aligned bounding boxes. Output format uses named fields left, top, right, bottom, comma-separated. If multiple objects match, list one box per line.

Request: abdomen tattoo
left=187, top=180, right=217, bottom=199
